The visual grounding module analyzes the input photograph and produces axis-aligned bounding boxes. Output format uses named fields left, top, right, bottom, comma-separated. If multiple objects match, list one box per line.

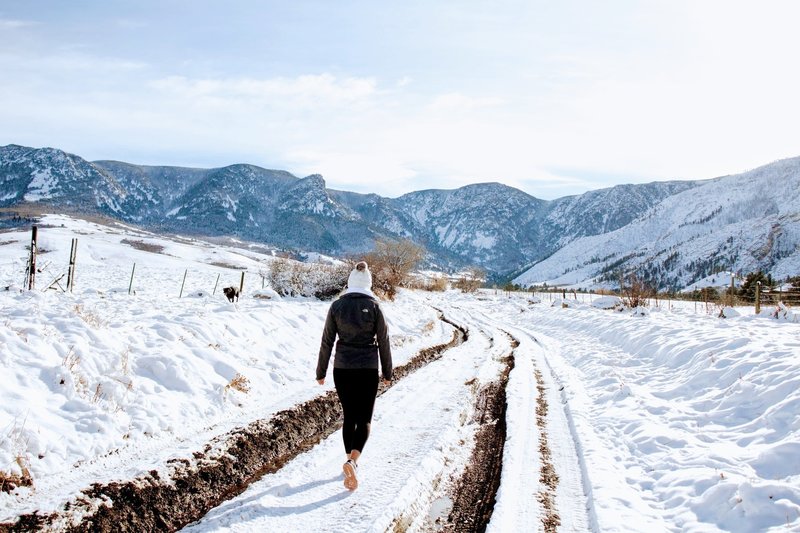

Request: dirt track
left=438, top=335, right=516, bottom=533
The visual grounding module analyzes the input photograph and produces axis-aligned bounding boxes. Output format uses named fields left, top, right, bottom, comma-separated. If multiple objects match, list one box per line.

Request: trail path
left=184, top=306, right=504, bottom=532
left=184, top=302, right=592, bottom=532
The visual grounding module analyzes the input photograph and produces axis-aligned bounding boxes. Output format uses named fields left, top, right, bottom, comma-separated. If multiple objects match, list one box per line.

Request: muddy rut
left=436, top=333, right=517, bottom=533
left=0, top=314, right=467, bottom=533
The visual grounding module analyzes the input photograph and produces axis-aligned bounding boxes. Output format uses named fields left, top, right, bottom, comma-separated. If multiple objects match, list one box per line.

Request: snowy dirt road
left=182, top=303, right=590, bottom=532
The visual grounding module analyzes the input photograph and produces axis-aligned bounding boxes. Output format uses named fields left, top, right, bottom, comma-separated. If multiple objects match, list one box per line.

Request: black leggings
left=333, top=368, right=379, bottom=454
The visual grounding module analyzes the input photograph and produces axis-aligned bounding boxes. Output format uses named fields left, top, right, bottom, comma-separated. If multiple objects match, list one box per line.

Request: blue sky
left=1, top=1, right=799, bottom=199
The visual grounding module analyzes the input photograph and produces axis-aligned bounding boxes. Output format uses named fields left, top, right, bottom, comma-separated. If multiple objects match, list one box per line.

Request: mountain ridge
left=2, top=143, right=798, bottom=287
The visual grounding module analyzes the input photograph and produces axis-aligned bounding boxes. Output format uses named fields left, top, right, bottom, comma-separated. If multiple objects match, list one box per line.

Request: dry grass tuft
left=73, top=304, right=103, bottom=328
left=1, top=421, right=34, bottom=493
left=226, top=373, right=251, bottom=394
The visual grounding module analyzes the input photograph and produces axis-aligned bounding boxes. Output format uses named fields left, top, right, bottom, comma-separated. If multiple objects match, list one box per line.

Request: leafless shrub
left=267, top=258, right=349, bottom=299
left=621, top=273, right=652, bottom=308
left=453, top=267, right=485, bottom=293
left=425, top=275, right=449, bottom=292
left=363, top=238, right=425, bottom=300
left=404, top=273, right=449, bottom=292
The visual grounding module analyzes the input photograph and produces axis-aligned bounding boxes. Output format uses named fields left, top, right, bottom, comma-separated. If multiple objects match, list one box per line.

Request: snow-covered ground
left=1, top=215, right=799, bottom=532
left=0, top=215, right=451, bottom=523
left=495, top=294, right=800, bottom=532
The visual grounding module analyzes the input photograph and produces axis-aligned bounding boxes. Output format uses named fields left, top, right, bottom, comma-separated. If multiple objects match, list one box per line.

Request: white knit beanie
left=347, top=261, right=372, bottom=291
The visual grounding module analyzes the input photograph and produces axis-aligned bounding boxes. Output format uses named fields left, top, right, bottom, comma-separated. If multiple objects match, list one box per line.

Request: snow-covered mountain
left=3, top=143, right=800, bottom=286
left=515, top=157, right=800, bottom=290
left=1, top=146, right=378, bottom=254
left=335, top=180, right=694, bottom=273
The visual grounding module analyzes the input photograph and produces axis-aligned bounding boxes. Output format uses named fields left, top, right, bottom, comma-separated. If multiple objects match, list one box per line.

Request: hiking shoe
left=343, top=459, right=358, bottom=491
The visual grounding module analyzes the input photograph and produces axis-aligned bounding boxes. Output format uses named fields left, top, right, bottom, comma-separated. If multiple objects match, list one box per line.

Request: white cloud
left=114, top=18, right=148, bottom=29
left=0, top=18, right=35, bottom=29
left=428, top=92, right=504, bottom=112
left=150, top=74, right=378, bottom=109
left=287, top=149, right=419, bottom=196
left=0, top=48, right=147, bottom=73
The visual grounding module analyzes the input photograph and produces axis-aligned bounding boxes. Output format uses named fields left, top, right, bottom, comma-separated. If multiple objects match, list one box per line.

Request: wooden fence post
left=179, top=269, right=187, bottom=298
left=755, top=281, right=761, bottom=314
left=128, top=263, right=136, bottom=295
left=27, top=226, right=38, bottom=290
left=67, top=238, right=78, bottom=292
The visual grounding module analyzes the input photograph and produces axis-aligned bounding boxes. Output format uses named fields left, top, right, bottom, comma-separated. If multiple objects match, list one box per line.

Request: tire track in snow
left=444, top=301, right=590, bottom=533
left=516, top=327, right=591, bottom=533
left=2, top=312, right=466, bottom=533
left=534, top=365, right=561, bottom=532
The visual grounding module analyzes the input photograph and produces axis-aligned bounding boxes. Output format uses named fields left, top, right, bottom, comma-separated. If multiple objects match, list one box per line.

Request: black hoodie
left=316, top=292, right=392, bottom=381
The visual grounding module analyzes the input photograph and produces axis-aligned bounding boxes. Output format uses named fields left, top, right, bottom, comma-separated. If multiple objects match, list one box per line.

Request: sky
left=1, top=1, right=800, bottom=200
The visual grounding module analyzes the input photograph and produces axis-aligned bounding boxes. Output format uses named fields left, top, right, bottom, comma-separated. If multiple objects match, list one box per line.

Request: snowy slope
left=515, top=156, right=800, bottom=289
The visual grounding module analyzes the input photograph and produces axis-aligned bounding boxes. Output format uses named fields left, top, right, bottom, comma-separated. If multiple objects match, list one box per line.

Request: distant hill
left=514, top=157, right=800, bottom=290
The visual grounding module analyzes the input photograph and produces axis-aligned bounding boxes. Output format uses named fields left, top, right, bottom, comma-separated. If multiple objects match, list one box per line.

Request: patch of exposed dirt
left=0, top=313, right=466, bottom=533
left=0, top=470, right=33, bottom=494
left=534, top=368, right=561, bottom=532
left=439, top=336, right=517, bottom=533
left=207, top=261, right=244, bottom=270
left=120, top=239, right=166, bottom=254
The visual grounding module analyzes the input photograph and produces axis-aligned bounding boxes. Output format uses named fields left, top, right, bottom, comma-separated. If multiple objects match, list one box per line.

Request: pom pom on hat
left=348, top=261, right=372, bottom=290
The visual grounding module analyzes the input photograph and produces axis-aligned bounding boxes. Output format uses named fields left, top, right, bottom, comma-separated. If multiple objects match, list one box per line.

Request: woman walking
left=316, top=261, right=392, bottom=491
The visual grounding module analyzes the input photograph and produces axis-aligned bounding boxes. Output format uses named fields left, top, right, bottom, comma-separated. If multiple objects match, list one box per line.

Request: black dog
left=223, top=286, right=240, bottom=302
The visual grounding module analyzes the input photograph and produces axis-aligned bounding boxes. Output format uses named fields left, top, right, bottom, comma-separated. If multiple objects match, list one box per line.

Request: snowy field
left=1, top=215, right=799, bottom=532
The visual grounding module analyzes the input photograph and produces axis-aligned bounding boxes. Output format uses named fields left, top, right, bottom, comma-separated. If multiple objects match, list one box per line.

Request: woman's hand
left=317, top=378, right=325, bottom=385
left=382, top=378, right=391, bottom=386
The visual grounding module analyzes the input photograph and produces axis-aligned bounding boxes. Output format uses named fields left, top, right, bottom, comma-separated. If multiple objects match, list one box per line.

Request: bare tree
left=364, top=238, right=426, bottom=300
left=621, top=272, right=652, bottom=308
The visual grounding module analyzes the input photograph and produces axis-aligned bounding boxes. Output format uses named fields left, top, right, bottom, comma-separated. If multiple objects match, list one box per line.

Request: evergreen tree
left=788, top=276, right=800, bottom=293
left=738, top=271, right=774, bottom=300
